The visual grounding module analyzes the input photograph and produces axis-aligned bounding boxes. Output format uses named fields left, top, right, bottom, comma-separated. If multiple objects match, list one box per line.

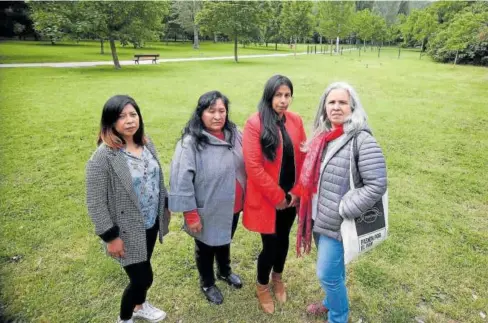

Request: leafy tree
left=171, top=0, right=202, bottom=49
left=352, top=9, right=374, bottom=49
left=371, top=12, right=388, bottom=46
left=428, top=2, right=488, bottom=65
left=197, top=1, right=262, bottom=62
left=317, top=1, right=354, bottom=52
left=13, top=22, right=26, bottom=39
left=259, top=1, right=283, bottom=50
left=28, top=1, right=73, bottom=45
left=280, top=0, right=313, bottom=56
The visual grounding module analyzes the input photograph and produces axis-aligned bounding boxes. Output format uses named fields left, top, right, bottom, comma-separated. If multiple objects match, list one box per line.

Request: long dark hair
left=258, top=75, right=293, bottom=161
left=181, top=90, right=237, bottom=149
left=97, top=95, right=146, bottom=148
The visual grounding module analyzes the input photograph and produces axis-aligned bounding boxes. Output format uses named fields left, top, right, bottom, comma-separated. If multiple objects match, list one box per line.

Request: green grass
left=1, top=47, right=487, bottom=323
left=0, top=40, right=327, bottom=64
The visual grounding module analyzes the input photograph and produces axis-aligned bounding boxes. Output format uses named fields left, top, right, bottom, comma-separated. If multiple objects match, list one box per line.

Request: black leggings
left=195, top=213, right=240, bottom=288
left=120, top=221, right=159, bottom=320
left=257, top=207, right=296, bottom=285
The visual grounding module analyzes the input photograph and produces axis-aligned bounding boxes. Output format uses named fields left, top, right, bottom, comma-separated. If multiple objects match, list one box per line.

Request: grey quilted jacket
left=313, top=130, right=387, bottom=241
left=86, top=139, right=169, bottom=267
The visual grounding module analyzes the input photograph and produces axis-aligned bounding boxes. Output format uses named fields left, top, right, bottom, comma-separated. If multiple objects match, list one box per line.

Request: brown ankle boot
left=256, top=283, right=274, bottom=314
left=271, top=272, right=287, bottom=303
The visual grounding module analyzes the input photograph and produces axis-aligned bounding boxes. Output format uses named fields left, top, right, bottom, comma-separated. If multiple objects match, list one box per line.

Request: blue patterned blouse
left=121, top=146, right=160, bottom=229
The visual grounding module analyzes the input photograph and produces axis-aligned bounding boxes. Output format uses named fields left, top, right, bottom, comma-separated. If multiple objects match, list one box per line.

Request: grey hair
left=312, top=81, right=368, bottom=137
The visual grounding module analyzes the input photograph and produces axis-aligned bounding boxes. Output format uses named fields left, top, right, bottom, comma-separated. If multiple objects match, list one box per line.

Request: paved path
left=0, top=49, right=355, bottom=68
left=0, top=52, right=309, bottom=68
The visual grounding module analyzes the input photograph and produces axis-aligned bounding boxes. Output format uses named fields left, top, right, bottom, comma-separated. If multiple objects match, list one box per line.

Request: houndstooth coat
left=86, top=138, right=169, bottom=267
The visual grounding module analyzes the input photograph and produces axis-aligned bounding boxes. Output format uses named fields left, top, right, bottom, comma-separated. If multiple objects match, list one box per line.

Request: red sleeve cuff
left=184, top=209, right=200, bottom=225
left=290, top=184, right=302, bottom=197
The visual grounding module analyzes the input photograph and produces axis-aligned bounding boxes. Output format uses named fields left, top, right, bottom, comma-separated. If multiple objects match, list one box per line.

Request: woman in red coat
left=242, top=75, right=306, bottom=314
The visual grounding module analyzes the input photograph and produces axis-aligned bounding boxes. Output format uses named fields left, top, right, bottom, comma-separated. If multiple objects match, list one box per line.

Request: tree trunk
left=193, top=24, right=199, bottom=49
left=214, top=32, right=218, bottom=43
left=109, top=37, right=121, bottom=69
left=398, top=46, right=401, bottom=59
left=319, top=35, right=322, bottom=45
left=336, top=36, right=340, bottom=53
left=454, top=50, right=459, bottom=65
left=294, top=37, right=297, bottom=57
left=100, top=39, right=104, bottom=54
left=330, top=39, right=333, bottom=56
left=234, top=36, right=238, bottom=63
left=275, top=42, right=278, bottom=51
left=420, top=39, right=424, bottom=59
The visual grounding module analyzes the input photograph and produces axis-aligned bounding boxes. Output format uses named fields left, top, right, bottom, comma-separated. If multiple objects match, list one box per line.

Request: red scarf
left=296, top=125, right=344, bottom=256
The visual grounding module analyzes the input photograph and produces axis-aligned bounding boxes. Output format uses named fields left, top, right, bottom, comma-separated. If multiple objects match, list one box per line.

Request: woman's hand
left=188, top=221, right=203, bottom=233
left=276, top=198, right=288, bottom=210
left=288, top=193, right=300, bottom=208
left=107, top=237, right=125, bottom=258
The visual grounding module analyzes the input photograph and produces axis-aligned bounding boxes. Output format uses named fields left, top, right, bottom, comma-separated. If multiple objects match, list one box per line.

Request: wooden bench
left=134, top=54, right=159, bottom=64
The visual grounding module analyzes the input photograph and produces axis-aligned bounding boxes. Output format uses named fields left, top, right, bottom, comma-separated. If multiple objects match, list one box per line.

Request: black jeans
left=194, top=213, right=240, bottom=288
left=120, top=220, right=159, bottom=320
left=257, top=207, right=296, bottom=285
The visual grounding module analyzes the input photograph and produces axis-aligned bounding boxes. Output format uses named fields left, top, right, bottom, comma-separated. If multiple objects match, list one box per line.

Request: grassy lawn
left=0, top=48, right=487, bottom=323
left=0, top=40, right=330, bottom=64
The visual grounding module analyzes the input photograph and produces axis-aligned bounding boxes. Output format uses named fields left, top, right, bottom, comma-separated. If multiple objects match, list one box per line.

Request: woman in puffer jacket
left=297, top=82, right=387, bottom=323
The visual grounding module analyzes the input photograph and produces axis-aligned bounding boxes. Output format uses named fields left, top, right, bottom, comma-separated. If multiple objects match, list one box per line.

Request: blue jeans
left=316, top=234, right=349, bottom=323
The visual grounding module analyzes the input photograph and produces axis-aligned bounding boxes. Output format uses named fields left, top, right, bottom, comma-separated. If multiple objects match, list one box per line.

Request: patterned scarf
left=296, top=125, right=344, bottom=256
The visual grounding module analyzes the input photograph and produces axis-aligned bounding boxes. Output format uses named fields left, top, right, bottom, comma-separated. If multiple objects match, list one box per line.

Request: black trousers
left=257, top=207, right=296, bottom=285
left=194, top=213, right=240, bottom=288
left=120, top=220, right=159, bottom=320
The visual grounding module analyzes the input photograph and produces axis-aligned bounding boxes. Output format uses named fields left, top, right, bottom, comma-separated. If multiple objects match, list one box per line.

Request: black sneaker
left=217, top=272, right=243, bottom=289
left=201, top=285, right=224, bottom=305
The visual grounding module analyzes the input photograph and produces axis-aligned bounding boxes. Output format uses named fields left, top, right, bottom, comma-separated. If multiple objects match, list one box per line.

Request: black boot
left=201, top=285, right=224, bottom=305
left=217, top=272, right=243, bottom=289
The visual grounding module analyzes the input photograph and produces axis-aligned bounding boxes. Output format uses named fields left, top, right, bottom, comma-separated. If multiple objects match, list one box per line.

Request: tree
left=412, top=9, right=438, bottom=52
left=79, top=2, right=169, bottom=69
left=317, top=1, right=354, bottom=53
left=371, top=12, right=388, bottom=47
left=400, top=8, right=438, bottom=52
left=13, top=23, right=26, bottom=40
left=259, top=1, right=283, bottom=50
left=197, top=1, right=262, bottom=62
left=352, top=9, right=374, bottom=49
left=280, top=1, right=313, bottom=56
left=29, top=1, right=73, bottom=45
left=171, top=0, right=202, bottom=49
left=428, top=2, right=488, bottom=65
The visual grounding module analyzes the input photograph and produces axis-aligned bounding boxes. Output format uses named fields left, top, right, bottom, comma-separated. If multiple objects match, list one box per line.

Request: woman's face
left=115, top=104, right=140, bottom=141
left=272, top=85, right=292, bottom=117
left=325, top=89, right=352, bottom=127
left=201, top=98, right=227, bottom=133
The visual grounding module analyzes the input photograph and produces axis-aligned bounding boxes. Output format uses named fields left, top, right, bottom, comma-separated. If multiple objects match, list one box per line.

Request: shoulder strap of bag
left=349, top=137, right=356, bottom=190
left=350, top=130, right=367, bottom=188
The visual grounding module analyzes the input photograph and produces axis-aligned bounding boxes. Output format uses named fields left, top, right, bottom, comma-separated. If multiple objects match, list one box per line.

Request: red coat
left=242, top=111, right=307, bottom=234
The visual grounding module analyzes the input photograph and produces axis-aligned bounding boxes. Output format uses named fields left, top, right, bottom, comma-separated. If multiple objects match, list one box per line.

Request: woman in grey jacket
left=297, top=82, right=387, bottom=323
left=169, top=91, right=246, bottom=305
left=86, top=95, right=170, bottom=323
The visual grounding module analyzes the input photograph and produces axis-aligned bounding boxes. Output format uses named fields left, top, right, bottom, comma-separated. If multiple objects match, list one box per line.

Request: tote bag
left=341, top=136, right=388, bottom=264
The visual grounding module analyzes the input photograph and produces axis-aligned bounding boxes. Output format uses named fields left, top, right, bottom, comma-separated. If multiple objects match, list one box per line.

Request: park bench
left=134, top=54, right=159, bottom=64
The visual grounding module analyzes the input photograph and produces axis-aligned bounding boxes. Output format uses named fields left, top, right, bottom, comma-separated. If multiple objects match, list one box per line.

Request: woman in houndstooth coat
left=86, top=95, right=170, bottom=323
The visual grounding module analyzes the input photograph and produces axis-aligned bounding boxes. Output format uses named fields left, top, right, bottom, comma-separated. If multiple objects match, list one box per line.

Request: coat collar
left=202, top=129, right=233, bottom=147
left=319, top=133, right=354, bottom=175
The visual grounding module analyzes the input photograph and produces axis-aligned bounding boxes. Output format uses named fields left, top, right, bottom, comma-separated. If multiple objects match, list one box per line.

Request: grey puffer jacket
left=313, top=130, right=387, bottom=241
